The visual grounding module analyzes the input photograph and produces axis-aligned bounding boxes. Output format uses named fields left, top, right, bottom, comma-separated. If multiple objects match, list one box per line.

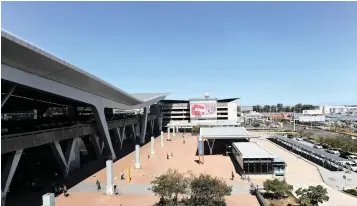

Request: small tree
left=296, top=185, right=329, bottom=206
left=189, top=173, right=232, bottom=206
left=263, top=178, right=293, bottom=199
left=150, top=169, right=189, bottom=204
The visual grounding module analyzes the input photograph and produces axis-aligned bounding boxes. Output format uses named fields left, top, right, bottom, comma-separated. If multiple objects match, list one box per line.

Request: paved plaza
left=56, top=133, right=259, bottom=206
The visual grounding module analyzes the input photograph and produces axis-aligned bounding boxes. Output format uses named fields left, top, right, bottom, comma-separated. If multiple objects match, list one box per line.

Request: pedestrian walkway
left=255, top=138, right=357, bottom=206
left=68, top=181, right=253, bottom=194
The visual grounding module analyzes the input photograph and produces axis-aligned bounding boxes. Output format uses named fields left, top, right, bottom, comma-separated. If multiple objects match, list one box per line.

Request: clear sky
left=1, top=1, right=357, bottom=106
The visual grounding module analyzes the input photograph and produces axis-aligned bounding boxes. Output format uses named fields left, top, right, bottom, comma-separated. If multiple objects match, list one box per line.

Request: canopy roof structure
left=167, top=121, right=240, bottom=128
left=1, top=29, right=168, bottom=108
left=232, top=142, right=276, bottom=159
left=200, top=127, right=259, bottom=139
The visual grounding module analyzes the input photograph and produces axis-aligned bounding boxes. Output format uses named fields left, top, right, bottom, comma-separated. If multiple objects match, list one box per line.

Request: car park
left=345, top=162, right=357, bottom=172
left=327, top=149, right=340, bottom=156
left=347, top=155, right=357, bottom=164
left=313, top=144, right=323, bottom=149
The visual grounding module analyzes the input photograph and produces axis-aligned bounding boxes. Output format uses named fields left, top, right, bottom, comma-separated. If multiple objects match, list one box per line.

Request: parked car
left=305, top=127, right=309, bottom=130
left=295, top=137, right=303, bottom=141
left=287, top=134, right=294, bottom=139
left=327, top=149, right=340, bottom=156
left=347, top=155, right=357, bottom=164
left=345, top=162, right=357, bottom=172
left=313, top=144, right=323, bottom=149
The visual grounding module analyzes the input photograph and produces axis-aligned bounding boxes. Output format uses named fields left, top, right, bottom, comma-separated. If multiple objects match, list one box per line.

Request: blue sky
left=1, top=2, right=357, bottom=106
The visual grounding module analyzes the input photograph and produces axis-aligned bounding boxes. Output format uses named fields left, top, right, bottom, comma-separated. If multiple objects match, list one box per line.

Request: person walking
left=231, top=171, right=235, bottom=180
left=148, top=151, right=150, bottom=159
left=63, top=184, right=68, bottom=197
left=96, top=180, right=101, bottom=191
left=120, top=171, right=125, bottom=180
left=166, top=153, right=169, bottom=159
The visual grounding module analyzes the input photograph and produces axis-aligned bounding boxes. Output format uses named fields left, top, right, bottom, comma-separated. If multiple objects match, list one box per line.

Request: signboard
left=303, top=110, right=323, bottom=115
left=299, top=115, right=325, bottom=122
left=190, top=100, right=217, bottom=120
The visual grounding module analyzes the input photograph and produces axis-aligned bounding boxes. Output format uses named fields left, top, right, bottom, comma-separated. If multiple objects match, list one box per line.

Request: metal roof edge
left=1, top=29, right=143, bottom=104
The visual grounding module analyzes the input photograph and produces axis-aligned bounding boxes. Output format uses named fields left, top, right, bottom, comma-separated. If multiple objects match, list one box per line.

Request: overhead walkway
left=1, top=115, right=159, bottom=154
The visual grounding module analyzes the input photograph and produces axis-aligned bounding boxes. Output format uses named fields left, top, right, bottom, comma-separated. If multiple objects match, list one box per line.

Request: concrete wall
left=227, top=102, right=238, bottom=121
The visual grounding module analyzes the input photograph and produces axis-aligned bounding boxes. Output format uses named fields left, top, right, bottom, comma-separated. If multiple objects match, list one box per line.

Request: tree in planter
left=296, top=185, right=329, bottom=206
left=263, top=178, right=293, bottom=199
left=150, top=169, right=189, bottom=205
left=189, top=173, right=232, bottom=206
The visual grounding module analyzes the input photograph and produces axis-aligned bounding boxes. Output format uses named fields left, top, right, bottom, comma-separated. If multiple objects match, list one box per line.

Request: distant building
left=319, top=105, right=357, bottom=114
left=161, top=97, right=241, bottom=126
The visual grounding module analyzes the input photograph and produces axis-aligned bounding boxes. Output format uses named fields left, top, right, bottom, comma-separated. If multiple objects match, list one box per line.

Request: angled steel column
left=1, top=85, right=16, bottom=108
left=89, top=134, right=103, bottom=159
left=49, top=141, right=69, bottom=177
left=150, top=120, right=154, bottom=136
left=1, top=149, right=23, bottom=206
left=93, top=106, right=117, bottom=160
left=65, top=138, right=81, bottom=174
left=140, top=107, right=148, bottom=144
left=131, top=124, right=136, bottom=143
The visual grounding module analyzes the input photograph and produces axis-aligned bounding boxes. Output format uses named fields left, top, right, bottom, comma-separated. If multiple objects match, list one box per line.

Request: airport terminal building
left=161, top=97, right=242, bottom=126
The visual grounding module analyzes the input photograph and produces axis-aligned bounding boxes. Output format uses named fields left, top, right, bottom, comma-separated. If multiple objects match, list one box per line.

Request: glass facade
left=242, top=158, right=274, bottom=174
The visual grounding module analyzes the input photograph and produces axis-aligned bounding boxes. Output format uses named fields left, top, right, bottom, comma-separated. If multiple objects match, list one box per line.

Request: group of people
left=52, top=183, right=68, bottom=197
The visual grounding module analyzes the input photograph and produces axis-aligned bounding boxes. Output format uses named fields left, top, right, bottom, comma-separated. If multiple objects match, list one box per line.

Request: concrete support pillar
left=151, top=136, right=155, bottom=155
left=135, top=145, right=141, bottom=169
left=160, top=131, right=164, bottom=147
left=89, top=134, right=104, bottom=159
left=93, top=106, right=116, bottom=160
left=1, top=150, right=23, bottom=206
left=1, top=85, right=16, bottom=108
left=173, top=126, right=176, bottom=137
left=140, top=107, right=148, bottom=144
left=106, top=160, right=114, bottom=195
left=168, top=127, right=171, bottom=139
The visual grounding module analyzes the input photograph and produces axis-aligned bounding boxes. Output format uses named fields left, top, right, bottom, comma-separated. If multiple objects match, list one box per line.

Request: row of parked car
left=285, top=133, right=357, bottom=172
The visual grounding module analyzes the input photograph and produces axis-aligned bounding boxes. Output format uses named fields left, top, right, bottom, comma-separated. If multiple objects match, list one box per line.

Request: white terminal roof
left=232, top=142, right=276, bottom=159
left=200, top=127, right=259, bottom=139
left=1, top=30, right=168, bottom=106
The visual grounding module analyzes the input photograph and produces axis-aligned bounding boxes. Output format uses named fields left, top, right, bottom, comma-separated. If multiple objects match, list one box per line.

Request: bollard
left=151, top=136, right=155, bottom=155
left=106, top=160, right=114, bottom=195
left=160, top=131, right=164, bottom=146
left=135, top=145, right=141, bottom=169
left=42, top=193, right=55, bottom=206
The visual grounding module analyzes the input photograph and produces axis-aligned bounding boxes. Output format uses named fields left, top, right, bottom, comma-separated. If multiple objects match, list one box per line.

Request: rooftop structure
left=232, top=142, right=275, bottom=159
left=200, top=127, right=252, bottom=139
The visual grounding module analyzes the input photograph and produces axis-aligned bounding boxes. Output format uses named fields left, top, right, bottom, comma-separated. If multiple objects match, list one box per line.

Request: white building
left=161, top=97, right=241, bottom=126
left=318, top=105, right=357, bottom=114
